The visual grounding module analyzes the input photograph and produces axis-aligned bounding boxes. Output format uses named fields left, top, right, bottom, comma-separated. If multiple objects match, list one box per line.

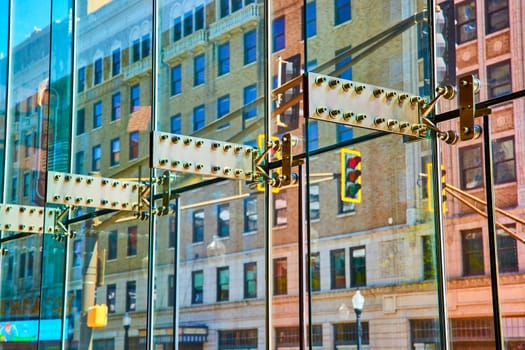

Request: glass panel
left=306, top=1, right=441, bottom=349
left=63, top=1, right=153, bottom=349
left=436, top=0, right=516, bottom=115
left=440, top=98, right=525, bottom=348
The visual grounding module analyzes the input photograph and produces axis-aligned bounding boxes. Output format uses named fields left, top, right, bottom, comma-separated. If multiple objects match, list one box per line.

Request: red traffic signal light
left=341, top=149, right=362, bottom=203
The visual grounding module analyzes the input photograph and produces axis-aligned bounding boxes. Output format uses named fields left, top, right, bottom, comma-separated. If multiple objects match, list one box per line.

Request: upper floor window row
left=219, top=0, right=256, bottom=19
left=173, top=5, right=205, bottom=42
left=456, top=0, right=509, bottom=44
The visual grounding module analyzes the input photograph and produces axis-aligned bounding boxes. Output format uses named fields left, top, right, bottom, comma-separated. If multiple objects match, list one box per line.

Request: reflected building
left=0, top=0, right=524, bottom=349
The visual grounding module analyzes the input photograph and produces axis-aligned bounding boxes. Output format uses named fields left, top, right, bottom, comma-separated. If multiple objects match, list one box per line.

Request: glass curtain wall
left=6, top=0, right=525, bottom=349
left=304, top=0, right=441, bottom=349
left=435, top=1, right=525, bottom=349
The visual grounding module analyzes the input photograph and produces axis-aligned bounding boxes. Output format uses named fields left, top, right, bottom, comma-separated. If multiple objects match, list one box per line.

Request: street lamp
left=122, top=312, right=131, bottom=350
left=352, top=290, right=365, bottom=350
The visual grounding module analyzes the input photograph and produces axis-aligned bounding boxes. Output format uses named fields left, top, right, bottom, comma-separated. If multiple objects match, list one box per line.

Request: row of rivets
left=52, top=173, right=138, bottom=191
left=159, top=134, right=254, bottom=156
left=316, top=107, right=427, bottom=134
left=315, top=77, right=425, bottom=105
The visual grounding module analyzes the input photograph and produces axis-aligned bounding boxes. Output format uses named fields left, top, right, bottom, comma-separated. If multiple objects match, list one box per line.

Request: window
left=218, top=42, right=230, bottom=76
left=171, top=65, right=182, bottom=96
left=493, top=136, right=516, bottom=184
left=337, top=124, right=353, bottom=143
left=217, top=267, right=230, bottom=301
left=13, top=140, right=18, bottom=163
left=462, top=229, right=484, bottom=276
left=94, top=57, right=103, bottom=85
left=244, top=30, right=256, bottom=65
left=11, top=177, right=17, bottom=201
left=141, top=34, right=150, bottom=58
left=272, top=16, right=285, bottom=52
left=244, top=262, right=257, bottom=299
left=219, top=0, right=254, bottom=18
left=276, top=327, right=299, bottom=348
left=331, top=249, right=346, bottom=289
left=310, top=184, right=320, bottom=220
left=193, top=210, right=204, bottom=243
left=112, top=48, right=121, bottom=76
left=132, top=38, right=140, bottom=62
left=456, top=1, right=476, bottom=44
left=168, top=275, right=175, bottom=307
left=487, top=60, right=511, bottom=98
left=130, top=84, right=140, bottom=113
left=92, top=145, right=101, bottom=171
left=75, top=151, right=85, bottom=174
left=169, top=217, right=176, bottom=248
left=24, top=133, right=31, bottom=157
left=217, top=94, right=230, bottom=129
left=6, top=256, right=13, bottom=281
left=273, top=192, right=287, bottom=226
left=310, top=252, right=320, bottom=291
left=243, top=84, right=257, bottom=126
left=111, top=92, right=121, bottom=121
left=193, top=105, right=205, bottom=132
left=338, top=179, right=356, bottom=214
left=22, top=172, right=31, bottom=197
left=195, top=5, right=204, bottom=30
left=192, top=270, right=204, bottom=304
left=126, top=281, right=136, bottom=311
left=110, top=138, right=120, bottom=166
left=459, top=144, right=482, bottom=189
left=335, top=47, right=352, bottom=80
left=308, top=121, right=319, bottom=151
left=27, top=251, right=33, bottom=278
left=108, top=230, right=118, bottom=260
left=129, top=131, right=139, bottom=160
left=173, top=17, right=182, bottom=41
left=183, top=11, right=193, bottom=36
left=26, top=96, right=32, bottom=115
left=497, top=227, right=518, bottom=273
left=217, top=204, right=230, bottom=238
left=127, top=226, right=138, bottom=256
left=93, top=101, right=102, bottom=128
left=274, top=257, right=287, bottom=295
left=219, top=329, right=258, bottom=348
left=306, top=1, right=317, bottom=37
left=422, top=235, right=435, bottom=280
left=244, top=196, right=257, bottom=232
left=76, top=109, right=85, bottom=135
left=73, top=240, right=82, bottom=267
left=107, top=284, right=116, bottom=313
left=486, top=0, right=508, bottom=34
left=170, top=114, right=181, bottom=134
left=334, top=0, right=351, bottom=25
left=18, top=253, right=26, bottom=278
left=194, top=54, right=205, bottom=86
left=78, top=67, right=86, bottom=92
left=333, top=322, right=370, bottom=346
left=350, top=246, right=366, bottom=287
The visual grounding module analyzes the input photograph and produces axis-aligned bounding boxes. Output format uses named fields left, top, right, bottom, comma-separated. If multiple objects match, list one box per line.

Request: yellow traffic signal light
left=341, top=149, right=362, bottom=203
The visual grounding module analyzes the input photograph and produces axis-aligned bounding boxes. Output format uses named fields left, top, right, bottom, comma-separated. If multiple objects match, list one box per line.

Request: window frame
left=171, top=65, right=182, bottom=96
left=244, top=262, right=257, bottom=299
left=461, top=229, right=484, bottom=276
left=349, top=246, right=366, bottom=287
left=192, top=270, right=204, bottom=304
left=194, top=54, right=205, bottom=86
left=127, top=226, right=138, bottom=257
left=193, top=209, right=205, bottom=243
left=334, top=0, right=351, bottom=25
left=218, top=41, right=230, bottom=76
left=244, top=30, right=257, bottom=65
left=110, top=137, right=120, bottom=166
left=485, top=0, right=509, bottom=35
left=217, top=266, right=230, bottom=302
left=272, top=16, right=285, bottom=52
left=456, top=0, right=477, bottom=44
left=330, top=248, right=346, bottom=289
left=111, top=92, right=121, bottom=121
left=273, top=257, right=288, bottom=295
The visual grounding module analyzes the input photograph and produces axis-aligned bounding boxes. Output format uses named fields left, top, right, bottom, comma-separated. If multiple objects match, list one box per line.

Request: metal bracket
left=47, top=171, right=146, bottom=211
left=307, top=72, right=428, bottom=138
left=151, top=131, right=256, bottom=181
left=0, top=204, right=57, bottom=235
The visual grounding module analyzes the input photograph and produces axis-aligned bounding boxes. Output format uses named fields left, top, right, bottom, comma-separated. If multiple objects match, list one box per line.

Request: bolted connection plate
left=151, top=131, right=256, bottom=181
left=307, top=72, right=427, bottom=138
left=0, top=204, right=57, bottom=234
left=47, top=171, right=144, bottom=211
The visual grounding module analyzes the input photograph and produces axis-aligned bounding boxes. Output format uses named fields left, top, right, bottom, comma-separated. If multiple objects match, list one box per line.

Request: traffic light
left=426, top=163, right=447, bottom=213
left=341, top=149, right=362, bottom=203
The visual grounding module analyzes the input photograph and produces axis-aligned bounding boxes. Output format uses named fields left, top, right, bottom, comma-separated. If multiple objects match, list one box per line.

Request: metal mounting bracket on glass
left=0, top=204, right=57, bottom=235
left=46, top=171, right=148, bottom=212
left=307, top=72, right=428, bottom=139
left=151, top=131, right=256, bottom=181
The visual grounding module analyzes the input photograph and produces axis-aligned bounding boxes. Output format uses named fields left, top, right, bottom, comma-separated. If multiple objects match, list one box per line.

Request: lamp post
left=352, top=290, right=365, bottom=350
left=122, top=312, right=131, bottom=350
